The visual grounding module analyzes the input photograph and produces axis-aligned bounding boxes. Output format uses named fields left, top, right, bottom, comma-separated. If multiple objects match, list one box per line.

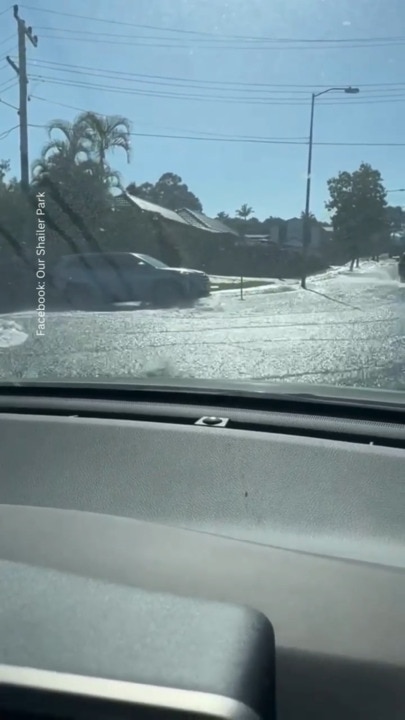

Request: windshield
left=0, top=1, right=404, bottom=395
left=136, top=255, right=169, bottom=269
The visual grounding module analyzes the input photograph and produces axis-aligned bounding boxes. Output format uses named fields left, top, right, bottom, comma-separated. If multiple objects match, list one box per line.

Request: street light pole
left=300, top=86, right=359, bottom=289
left=301, top=93, right=316, bottom=288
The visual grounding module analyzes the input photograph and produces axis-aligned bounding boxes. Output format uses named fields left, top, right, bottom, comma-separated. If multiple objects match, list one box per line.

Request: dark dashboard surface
left=0, top=410, right=404, bottom=567
left=0, top=401, right=404, bottom=719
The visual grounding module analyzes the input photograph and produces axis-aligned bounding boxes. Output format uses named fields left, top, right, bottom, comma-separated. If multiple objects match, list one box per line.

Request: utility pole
left=6, top=4, right=38, bottom=192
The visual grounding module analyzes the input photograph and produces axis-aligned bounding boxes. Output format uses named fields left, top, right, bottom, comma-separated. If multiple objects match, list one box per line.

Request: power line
left=29, top=94, right=307, bottom=139
left=12, top=104, right=405, bottom=147
left=5, top=117, right=405, bottom=149
left=28, top=59, right=405, bottom=97
left=26, top=74, right=342, bottom=104
left=0, top=121, right=44, bottom=140
left=0, top=33, right=15, bottom=47
left=37, top=32, right=405, bottom=51
left=29, top=61, right=316, bottom=95
left=0, top=78, right=18, bottom=93
left=0, top=95, right=18, bottom=110
left=0, top=123, right=19, bottom=139
left=20, top=5, right=405, bottom=44
left=33, top=25, right=405, bottom=48
left=126, top=132, right=405, bottom=147
left=28, top=59, right=405, bottom=90
left=1, top=45, right=17, bottom=56
left=27, top=73, right=405, bottom=106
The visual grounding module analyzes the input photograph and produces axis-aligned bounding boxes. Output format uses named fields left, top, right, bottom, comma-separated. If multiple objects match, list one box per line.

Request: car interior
left=0, top=382, right=404, bottom=719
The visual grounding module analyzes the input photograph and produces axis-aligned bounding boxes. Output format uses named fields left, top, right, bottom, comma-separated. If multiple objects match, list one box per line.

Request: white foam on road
left=210, top=261, right=390, bottom=296
left=1, top=259, right=400, bottom=328
left=211, top=281, right=298, bottom=297
left=0, top=320, right=28, bottom=348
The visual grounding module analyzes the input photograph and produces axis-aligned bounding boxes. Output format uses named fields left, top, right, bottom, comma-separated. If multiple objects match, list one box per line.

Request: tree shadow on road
left=306, top=287, right=362, bottom=312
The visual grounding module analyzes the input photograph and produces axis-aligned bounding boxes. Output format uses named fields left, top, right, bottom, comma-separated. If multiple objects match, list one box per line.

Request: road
left=0, top=260, right=404, bottom=391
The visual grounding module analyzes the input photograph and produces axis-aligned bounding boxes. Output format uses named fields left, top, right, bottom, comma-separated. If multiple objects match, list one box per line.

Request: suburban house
left=244, top=225, right=280, bottom=246
left=176, top=208, right=239, bottom=237
left=112, top=192, right=239, bottom=272
left=114, top=193, right=191, bottom=227
left=285, top=217, right=332, bottom=254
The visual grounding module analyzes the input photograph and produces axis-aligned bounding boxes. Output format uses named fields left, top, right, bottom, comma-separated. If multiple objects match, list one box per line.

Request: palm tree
left=31, top=118, right=92, bottom=183
left=76, top=112, right=131, bottom=169
left=41, top=119, right=92, bottom=165
left=32, top=115, right=126, bottom=191
left=217, top=211, right=230, bottom=220
left=300, top=210, right=316, bottom=221
left=236, top=204, right=254, bottom=221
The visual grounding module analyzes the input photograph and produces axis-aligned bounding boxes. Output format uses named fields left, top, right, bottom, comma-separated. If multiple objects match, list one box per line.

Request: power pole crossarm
left=6, top=56, right=19, bottom=75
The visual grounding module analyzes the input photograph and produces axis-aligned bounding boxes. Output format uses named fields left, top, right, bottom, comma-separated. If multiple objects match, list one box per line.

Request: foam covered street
left=1, top=260, right=404, bottom=390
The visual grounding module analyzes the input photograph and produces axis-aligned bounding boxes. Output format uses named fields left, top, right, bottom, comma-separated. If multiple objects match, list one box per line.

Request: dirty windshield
left=0, top=0, right=404, bottom=392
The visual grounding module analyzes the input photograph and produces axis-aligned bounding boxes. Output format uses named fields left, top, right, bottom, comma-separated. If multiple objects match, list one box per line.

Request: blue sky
left=1, top=0, right=405, bottom=220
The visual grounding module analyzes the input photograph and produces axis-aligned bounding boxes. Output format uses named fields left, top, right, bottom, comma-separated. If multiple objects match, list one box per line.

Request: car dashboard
left=0, top=384, right=404, bottom=719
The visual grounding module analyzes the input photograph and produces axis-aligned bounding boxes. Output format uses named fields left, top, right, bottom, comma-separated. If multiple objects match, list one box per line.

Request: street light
left=301, top=86, right=360, bottom=289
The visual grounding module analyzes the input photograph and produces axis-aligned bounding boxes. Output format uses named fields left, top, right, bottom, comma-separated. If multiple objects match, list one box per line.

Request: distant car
left=51, top=252, right=210, bottom=308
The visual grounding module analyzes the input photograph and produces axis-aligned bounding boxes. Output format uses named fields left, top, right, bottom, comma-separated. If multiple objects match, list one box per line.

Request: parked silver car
left=52, top=252, right=210, bottom=308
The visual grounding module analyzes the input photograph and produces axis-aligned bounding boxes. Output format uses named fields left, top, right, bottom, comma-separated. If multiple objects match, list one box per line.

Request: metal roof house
left=176, top=208, right=239, bottom=236
left=115, top=193, right=191, bottom=225
left=115, top=194, right=238, bottom=237
left=112, top=192, right=241, bottom=271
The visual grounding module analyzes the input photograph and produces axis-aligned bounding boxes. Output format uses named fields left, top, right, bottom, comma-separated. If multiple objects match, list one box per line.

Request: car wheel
left=153, top=281, right=184, bottom=308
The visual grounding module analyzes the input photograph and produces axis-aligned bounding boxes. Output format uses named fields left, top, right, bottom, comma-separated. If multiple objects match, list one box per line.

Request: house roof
left=117, top=194, right=239, bottom=236
left=121, top=193, right=190, bottom=225
left=177, top=208, right=239, bottom=236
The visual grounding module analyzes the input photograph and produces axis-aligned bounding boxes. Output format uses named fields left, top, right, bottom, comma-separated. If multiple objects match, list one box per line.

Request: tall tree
left=39, top=119, right=92, bottom=168
left=0, top=159, right=11, bottom=184
left=236, top=204, right=254, bottom=221
left=386, top=205, right=405, bottom=233
left=325, top=163, right=387, bottom=267
left=300, top=210, right=317, bottom=221
left=0, top=160, right=29, bottom=263
left=76, top=112, right=131, bottom=168
left=30, top=116, right=120, bottom=262
left=32, top=115, right=124, bottom=191
left=126, top=172, right=202, bottom=212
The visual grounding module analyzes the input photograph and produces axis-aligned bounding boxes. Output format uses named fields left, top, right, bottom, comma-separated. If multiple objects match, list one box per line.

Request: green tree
left=300, top=210, right=317, bottom=221
left=34, top=114, right=129, bottom=190
left=236, top=203, right=254, bottom=221
left=0, top=160, right=29, bottom=262
left=76, top=112, right=131, bottom=169
left=0, top=159, right=11, bottom=184
left=39, top=119, right=92, bottom=167
left=325, top=163, right=387, bottom=265
left=386, top=205, right=405, bottom=233
left=126, top=181, right=154, bottom=200
left=126, top=173, right=202, bottom=212
left=217, top=211, right=230, bottom=220
left=31, top=116, right=119, bottom=262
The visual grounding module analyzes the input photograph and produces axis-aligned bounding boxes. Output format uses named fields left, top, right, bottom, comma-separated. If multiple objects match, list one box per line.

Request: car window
left=136, top=255, right=168, bottom=269
left=0, top=0, right=404, bottom=399
left=107, top=255, right=149, bottom=271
